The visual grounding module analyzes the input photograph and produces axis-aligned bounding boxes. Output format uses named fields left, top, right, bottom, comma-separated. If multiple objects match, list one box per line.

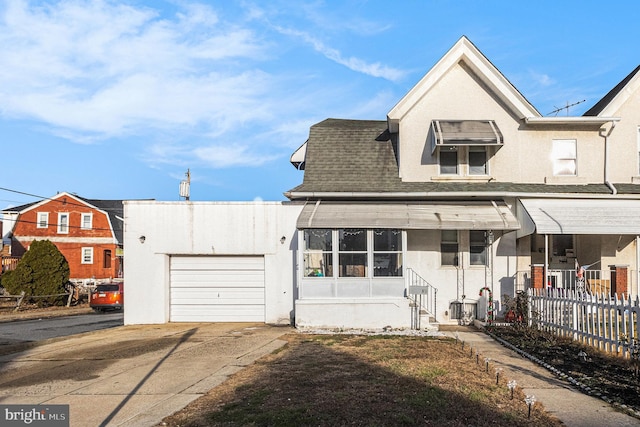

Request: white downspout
left=637, top=236, right=639, bottom=298
left=601, top=122, right=618, bottom=195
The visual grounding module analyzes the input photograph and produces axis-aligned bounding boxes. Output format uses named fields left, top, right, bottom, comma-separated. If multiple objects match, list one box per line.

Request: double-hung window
left=339, top=229, right=367, bottom=277
left=82, top=247, right=93, bottom=264
left=469, top=146, right=488, bottom=175
left=303, top=229, right=333, bottom=277
left=37, top=212, right=49, bottom=228
left=81, top=213, right=93, bottom=230
left=373, top=229, right=403, bottom=276
left=552, top=139, right=577, bottom=176
left=469, top=231, right=487, bottom=266
left=637, top=127, right=640, bottom=175
left=58, top=213, right=69, bottom=234
left=439, top=147, right=458, bottom=175
left=441, top=230, right=459, bottom=266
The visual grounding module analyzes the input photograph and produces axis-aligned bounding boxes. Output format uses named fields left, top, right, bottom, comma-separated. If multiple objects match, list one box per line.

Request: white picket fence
left=528, top=288, right=640, bottom=358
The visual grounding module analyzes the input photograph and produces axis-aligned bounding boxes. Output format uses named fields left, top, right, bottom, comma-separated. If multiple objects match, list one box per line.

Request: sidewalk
left=444, top=329, right=640, bottom=427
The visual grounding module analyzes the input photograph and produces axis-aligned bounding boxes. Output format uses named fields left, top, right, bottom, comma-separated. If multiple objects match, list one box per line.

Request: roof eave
left=285, top=191, right=637, bottom=200
left=524, top=116, right=621, bottom=126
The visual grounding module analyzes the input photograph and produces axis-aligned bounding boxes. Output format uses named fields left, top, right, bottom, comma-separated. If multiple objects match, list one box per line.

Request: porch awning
left=431, top=120, right=503, bottom=154
left=296, top=201, right=519, bottom=230
left=518, top=199, right=640, bottom=235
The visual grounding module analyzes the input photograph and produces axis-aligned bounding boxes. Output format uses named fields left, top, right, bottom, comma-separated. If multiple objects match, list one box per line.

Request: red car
left=90, top=282, right=124, bottom=312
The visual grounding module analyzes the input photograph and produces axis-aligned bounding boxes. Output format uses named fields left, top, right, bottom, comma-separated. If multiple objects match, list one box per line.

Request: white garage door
left=170, top=256, right=265, bottom=322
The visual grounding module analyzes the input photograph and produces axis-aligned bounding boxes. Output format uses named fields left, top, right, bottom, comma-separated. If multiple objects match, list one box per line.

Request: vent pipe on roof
left=600, top=122, right=617, bottom=195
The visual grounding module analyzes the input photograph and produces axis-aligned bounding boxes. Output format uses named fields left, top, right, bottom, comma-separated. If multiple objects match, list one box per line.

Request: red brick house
left=1, top=192, right=124, bottom=283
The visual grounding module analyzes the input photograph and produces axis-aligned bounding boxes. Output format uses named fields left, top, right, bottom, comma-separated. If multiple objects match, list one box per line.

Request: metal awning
left=290, top=142, right=307, bottom=170
left=518, top=199, right=640, bottom=235
left=296, top=201, right=519, bottom=230
left=431, top=120, right=503, bottom=154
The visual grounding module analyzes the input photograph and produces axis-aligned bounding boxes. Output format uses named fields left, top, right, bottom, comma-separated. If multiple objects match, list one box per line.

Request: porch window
left=339, top=229, right=367, bottom=277
left=469, top=146, right=487, bottom=175
left=469, top=230, right=487, bottom=266
left=303, top=229, right=333, bottom=277
left=81, top=247, right=93, bottom=264
left=441, top=230, right=459, bottom=266
left=373, top=229, right=403, bottom=276
left=439, top=147, right=458, bottom=175
left=58, top=213, right=69, bottom=234
left=81, top=213, right=93, bottom=230
left=552, top=139, right=577, bottom=176
left=37, top=212, right=49, bottom=228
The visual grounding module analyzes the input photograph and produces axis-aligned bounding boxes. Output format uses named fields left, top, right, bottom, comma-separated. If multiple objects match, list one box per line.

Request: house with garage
left=2, top=192, right=124, bottom=284
left=124, top=36, right=640, bottom=329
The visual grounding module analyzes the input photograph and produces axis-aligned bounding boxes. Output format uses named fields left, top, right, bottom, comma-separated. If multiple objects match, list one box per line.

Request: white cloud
left=0, top=0, right=271, bottom=140
left=272, top=25, right=406, bottom=82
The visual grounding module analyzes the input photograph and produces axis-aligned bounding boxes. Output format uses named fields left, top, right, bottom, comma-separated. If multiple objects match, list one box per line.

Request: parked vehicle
left=90, top=282, right=123, bottom=312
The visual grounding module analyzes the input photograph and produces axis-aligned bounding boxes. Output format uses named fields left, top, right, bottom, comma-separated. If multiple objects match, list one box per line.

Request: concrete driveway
left=0, top=322, right=291, bottom=427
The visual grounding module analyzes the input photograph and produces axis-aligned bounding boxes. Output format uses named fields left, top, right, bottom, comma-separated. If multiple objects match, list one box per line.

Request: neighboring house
left=124, top=36, right=640, bottom=329
left=1, top=192, right=124, bottom=284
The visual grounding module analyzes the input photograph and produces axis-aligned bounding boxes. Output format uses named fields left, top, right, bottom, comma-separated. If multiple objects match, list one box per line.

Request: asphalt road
left=0, top=312, right=124, bottom=346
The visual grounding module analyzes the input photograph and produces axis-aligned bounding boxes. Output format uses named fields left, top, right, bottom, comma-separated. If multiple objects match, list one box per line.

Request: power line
left=0, top=187, right=124, bottom=214
left=3, top=216, right=121, bottom=233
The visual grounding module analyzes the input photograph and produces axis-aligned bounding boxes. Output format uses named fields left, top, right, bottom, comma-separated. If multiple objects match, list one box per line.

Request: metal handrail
left=406, top=268, right=437, bottom=329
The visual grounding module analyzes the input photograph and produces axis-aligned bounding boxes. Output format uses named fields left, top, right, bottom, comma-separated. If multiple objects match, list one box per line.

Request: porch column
left=609, top=265, right=629, bottom=296
left=530, top=264, right=545, bottom=289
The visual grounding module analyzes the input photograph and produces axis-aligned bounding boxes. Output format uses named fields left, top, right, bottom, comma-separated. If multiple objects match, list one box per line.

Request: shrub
left=0, top=240, right=70, bottom=305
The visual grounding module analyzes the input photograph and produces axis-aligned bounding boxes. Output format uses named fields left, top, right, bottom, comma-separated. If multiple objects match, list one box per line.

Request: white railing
left=528, top=288, right=640, bottom=357
left=515, top=269, right=612, bottom=294
left=406, top=268, right=437, bottom=329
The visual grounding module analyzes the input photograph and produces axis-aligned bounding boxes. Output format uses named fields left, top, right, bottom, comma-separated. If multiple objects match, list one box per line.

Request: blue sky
left=2, top=0, right=640, bottom=208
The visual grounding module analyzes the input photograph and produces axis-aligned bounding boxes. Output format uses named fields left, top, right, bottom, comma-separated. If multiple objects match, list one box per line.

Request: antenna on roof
left=548, top=99, right=586, bottom=116
left=179, top=169, right=190, bottom=201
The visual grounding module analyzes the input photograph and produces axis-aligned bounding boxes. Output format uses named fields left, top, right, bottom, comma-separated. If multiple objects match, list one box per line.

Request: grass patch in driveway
left=160, top=333, right=562, bottom=426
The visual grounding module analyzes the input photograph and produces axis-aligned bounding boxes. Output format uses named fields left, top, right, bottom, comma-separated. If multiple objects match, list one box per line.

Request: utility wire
left=0, top=186, right=124, bottom=214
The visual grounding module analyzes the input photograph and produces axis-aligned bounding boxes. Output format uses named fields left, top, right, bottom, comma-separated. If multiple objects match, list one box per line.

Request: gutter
left=284, top=191, right=640, bottom=200
left=600, top=121, right=618, bottom=195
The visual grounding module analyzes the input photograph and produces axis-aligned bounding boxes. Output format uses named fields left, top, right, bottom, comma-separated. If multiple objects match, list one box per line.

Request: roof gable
left=387, top=36, right=540, bottom=132
left=2, top=192, right=124, bottom=244
left=583, top=65, right=640, bottom=117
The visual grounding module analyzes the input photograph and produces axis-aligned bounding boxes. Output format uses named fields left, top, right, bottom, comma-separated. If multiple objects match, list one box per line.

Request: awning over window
left=297, top=201, right=519, bottom=230
left=431, top=120, right=503, bottom=154
left=518, top=199, right=640, bottom=235
left=290, top=142, right=307, bottom=170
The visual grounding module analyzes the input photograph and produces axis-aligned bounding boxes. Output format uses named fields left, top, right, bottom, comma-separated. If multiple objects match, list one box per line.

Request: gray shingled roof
left=3, top=195, right=124, bottom=244
left=584, top=65, right=640, bottom=116
left=287, top=118, right=637, bottom=198
left=77, top=197, right=124, bottom=244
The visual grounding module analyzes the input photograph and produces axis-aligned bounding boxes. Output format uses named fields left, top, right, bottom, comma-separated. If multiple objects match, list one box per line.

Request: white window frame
left=637, top=127, right=640, bottom=175
left=439, top=147, right=459, bottom=175
left=552, top=139, right=577, bottom=176
left=81, top=247, right=94, bottom=264
left=302, top=229, right=404, bottom=278
left=57, top=213, right=69, bottom=234
left=37, top=212, right=49, bottom=228
left=441, top=230, right=459, bottom=267
left=469, top=230, right=488, bottom=266
left=468, top=146, right=488, bottom=176
left=81, top=213, right=93, bottom=230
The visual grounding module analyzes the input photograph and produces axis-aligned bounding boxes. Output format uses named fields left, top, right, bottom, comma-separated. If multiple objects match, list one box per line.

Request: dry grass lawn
left=160, top=333, right=562, bottom=426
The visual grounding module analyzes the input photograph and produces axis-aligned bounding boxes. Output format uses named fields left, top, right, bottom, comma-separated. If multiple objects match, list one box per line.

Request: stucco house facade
left=124, top=36, right=640, bottom=329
